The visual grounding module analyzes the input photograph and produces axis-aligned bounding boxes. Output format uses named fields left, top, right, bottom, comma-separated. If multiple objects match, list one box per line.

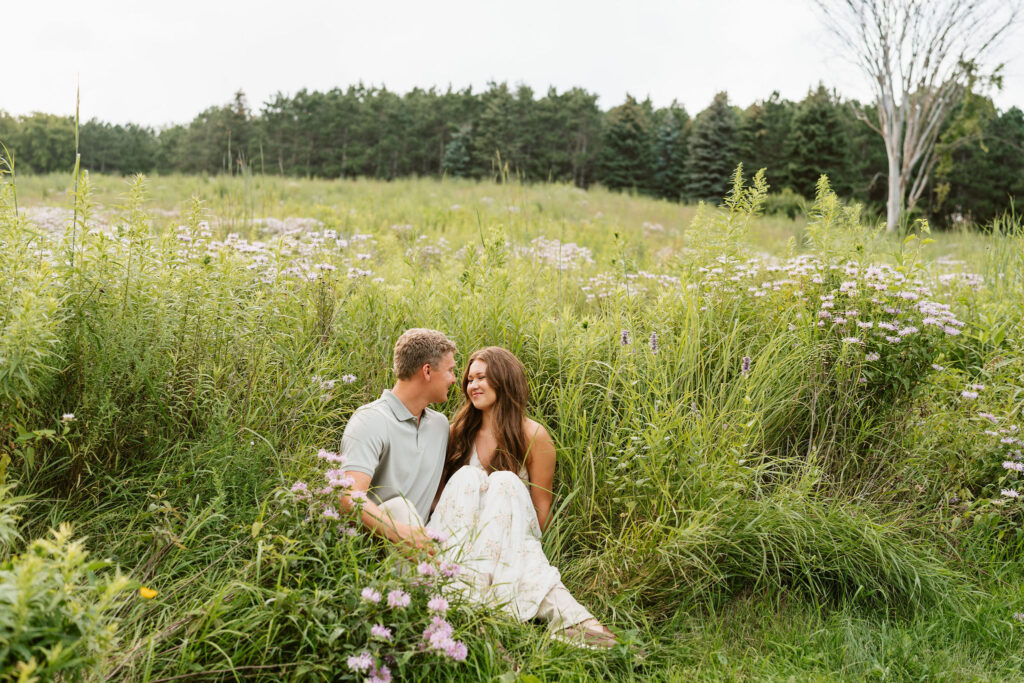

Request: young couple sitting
left=337, top=328, right=616, bottom=649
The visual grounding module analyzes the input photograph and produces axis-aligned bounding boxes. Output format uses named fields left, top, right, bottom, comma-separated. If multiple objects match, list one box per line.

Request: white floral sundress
left=426, top=449, right=563, bottom=621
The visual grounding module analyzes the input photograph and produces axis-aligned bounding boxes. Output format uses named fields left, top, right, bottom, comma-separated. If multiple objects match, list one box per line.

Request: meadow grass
left=2, top=171, right=1024, bottom=681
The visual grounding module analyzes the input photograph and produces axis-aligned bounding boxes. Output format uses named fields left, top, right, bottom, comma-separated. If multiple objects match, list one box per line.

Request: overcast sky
left=7, top=0, right=1023, bottom=128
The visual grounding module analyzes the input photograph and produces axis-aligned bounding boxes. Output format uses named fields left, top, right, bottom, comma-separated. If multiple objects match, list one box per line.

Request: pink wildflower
left=428, top=596, right=449, bottom=613
left=387, top=590, right=411, bottom=608
left=347, top=652, right=374, bottom=672
left=371, top=624, right=392, bottom=640
left=361, top=587, right=381, bottom=603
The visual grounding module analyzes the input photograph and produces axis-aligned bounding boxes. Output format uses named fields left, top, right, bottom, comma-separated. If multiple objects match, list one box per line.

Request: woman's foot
left=555, top=618, right=617, bottom=650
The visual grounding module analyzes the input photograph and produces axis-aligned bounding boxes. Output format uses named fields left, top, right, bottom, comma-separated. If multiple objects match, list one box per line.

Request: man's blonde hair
left=393, top=328, right=457, bottom=380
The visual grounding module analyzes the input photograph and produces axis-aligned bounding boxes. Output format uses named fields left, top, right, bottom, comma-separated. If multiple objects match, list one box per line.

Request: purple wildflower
left=649, top=331, right=658, bottom=353
left=621, top=329, right=631, bottom=346
left=360, top=587, right=381, bottom=603
left=741, top=356, right=751, bottom=375
left=371, top=624, right=392, bottom=640
left=428, top=596, right=449, bottom=613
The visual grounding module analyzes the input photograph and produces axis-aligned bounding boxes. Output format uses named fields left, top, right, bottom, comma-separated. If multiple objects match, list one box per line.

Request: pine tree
left=685, top=92, right=739, bottom=202
left=737, top=92, right=794, bottom=189
left=784, top=85, right=851, bottom=198
left=597, top=95, right=653, bottom=192
left=650, top=103, right=690, bottom=200
left=935, top=104, right=1024, bottom=225
left=442, top=125, right=473, bottom=178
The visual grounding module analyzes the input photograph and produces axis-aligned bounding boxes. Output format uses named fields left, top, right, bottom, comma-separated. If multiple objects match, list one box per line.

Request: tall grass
left=2, top=171, right=1023, bottom=680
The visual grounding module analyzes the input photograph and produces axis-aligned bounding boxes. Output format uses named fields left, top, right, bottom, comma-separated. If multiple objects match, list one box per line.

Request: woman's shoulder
left=522, top=417, right=548, bottom=439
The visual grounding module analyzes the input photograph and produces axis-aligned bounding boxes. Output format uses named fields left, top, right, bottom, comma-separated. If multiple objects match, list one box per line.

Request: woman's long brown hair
left=443, top=347, right=530, bottom=484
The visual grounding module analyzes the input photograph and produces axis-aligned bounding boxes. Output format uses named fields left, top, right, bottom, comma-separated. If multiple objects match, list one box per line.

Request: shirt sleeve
left=341, top=409, right=385, bottom=476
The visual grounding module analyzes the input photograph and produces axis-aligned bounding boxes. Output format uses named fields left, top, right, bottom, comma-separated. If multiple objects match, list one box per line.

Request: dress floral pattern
left=426, top=450, right=562, bottom=621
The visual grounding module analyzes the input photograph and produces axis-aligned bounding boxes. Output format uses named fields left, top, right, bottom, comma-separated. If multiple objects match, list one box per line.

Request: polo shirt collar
left=381, top=389, right=418, bottom=422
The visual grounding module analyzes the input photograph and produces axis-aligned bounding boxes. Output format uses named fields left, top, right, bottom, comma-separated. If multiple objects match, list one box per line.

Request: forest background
left=2, top=82, right=1022, bottom=227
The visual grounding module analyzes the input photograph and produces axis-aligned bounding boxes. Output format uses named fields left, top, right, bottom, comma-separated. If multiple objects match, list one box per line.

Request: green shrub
left=0, top=485, right=130, bottom=682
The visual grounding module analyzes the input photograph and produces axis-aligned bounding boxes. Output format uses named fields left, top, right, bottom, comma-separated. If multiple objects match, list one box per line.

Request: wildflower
left=361, top=587, right=382, bottom=603
left=387, top=590, right=411, bottom=608
left=290, top=481, right=309, bottom=498
left=368, top=665, right=392, bottom=683
left=428, top=596, right=449, bottom=613
left=350, top=490, right=368, bottom=504
left=317, top=448, right=346, bottom=463
left=425, top=528, right=448, bottom=544
left=139, top=586, right=158, bottom=599
left=418, top=561, right=438, bottom=577
left=979, top=412, right=999, bottom=423
left=1001, top=489, right=1020, bottom=499
left=440, top=562, right=461, bottom=577
left=961, top=390, right=978, bottom=400
left=898, top=326, right=919, bottom=336
left=842, top=337, right=861, bottom=344
left=424, top=616, right=453, bottom=640
left=322, top=506, right=340, bottom=520
left=969, top=383, right=985, bottom=391
left=878, top=322, right=897, bottom=331
left=61, top=413, right=75, bottom=422
left=943, top=326, right=961, bottom=336
left=342, top=374, right=357, bottom=384
left=857, top=321, right=874, bottom=329
left=1002, top=461, right=1024, bottom=473
left=347, top=652, right=374, bottom=673
left=932, top=364, right=945, bottom=371
left=620, top=329, right=631, bottom=346
left=865, top=352, right=880, bottom=362
left=649, top=331, right=659, bottom=353
left=885, top=335, right=902, bottom=344
left=325, top=468, right=354, bottom=489
left=371, top=624, right=393, bottom=640
left=741, top=356, right=751, bottom=375
left=1014, top=612, right=1024, bottom=622
left=446, top=640, right=468, bottom=661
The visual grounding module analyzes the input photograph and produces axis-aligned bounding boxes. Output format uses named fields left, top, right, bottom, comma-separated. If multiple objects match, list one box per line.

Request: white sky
left=6, top=0, right=1023, bottom=128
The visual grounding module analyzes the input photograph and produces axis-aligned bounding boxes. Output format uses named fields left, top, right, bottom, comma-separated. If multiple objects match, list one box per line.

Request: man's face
left=428, top=352, right=458, bottom=403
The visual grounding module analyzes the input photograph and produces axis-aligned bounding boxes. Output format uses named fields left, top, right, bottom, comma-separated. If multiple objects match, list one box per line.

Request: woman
left=426, top=346, right=616, bottom=648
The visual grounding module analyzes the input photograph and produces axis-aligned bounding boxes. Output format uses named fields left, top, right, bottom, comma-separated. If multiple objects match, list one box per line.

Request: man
left=338, top=328, right=458, bottom=552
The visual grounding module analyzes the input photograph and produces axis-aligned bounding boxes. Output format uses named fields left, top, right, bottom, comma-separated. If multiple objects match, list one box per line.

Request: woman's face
left=466, top=358, right=498, bottom=411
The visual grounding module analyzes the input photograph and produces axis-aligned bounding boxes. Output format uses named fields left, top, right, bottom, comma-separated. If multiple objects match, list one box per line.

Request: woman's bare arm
left=524, top=421, right=556, bottom=533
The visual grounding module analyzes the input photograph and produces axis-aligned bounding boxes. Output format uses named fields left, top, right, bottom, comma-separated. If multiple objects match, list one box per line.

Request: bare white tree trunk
left=815, top=0, right=1020, bottom=231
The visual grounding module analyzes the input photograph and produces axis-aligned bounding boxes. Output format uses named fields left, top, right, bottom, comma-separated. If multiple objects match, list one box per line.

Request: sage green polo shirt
left=341, top=389, right=448, bottom=521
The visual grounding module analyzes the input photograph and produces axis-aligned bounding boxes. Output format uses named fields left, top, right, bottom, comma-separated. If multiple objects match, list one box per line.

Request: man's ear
left=421, top=363, right=432, bottom=382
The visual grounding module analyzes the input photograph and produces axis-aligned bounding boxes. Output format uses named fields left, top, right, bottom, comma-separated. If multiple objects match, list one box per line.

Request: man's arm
left=338, top=471, right=435, bottom=554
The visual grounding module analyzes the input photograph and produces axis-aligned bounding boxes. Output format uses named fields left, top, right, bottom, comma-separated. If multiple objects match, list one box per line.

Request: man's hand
left=392, top=523, right=437, bottom=557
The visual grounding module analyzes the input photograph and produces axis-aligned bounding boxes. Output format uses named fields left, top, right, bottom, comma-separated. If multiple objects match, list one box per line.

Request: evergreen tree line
left=1, top=83, right=1022, bottom=225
